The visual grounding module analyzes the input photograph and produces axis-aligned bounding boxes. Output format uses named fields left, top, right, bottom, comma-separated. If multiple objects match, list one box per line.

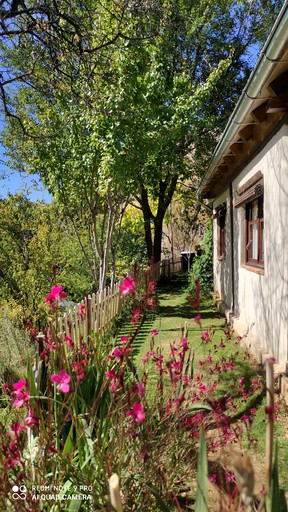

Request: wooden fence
left=58, top=256, right=182, bottom=343
left=33, top=256, right=182, bottom=387
left=48, top=256, right=182, bottom=347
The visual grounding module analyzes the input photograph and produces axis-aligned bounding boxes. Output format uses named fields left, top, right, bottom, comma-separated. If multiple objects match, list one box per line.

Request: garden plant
left=0, top=274, right=285, bottom=511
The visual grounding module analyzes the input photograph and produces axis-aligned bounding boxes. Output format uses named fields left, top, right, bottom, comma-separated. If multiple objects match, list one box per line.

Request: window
left=216, top=203, right=226, bottom=259
left=245, top=195, right=264, bottom=267
left=234, top=172, right=264, bottom=272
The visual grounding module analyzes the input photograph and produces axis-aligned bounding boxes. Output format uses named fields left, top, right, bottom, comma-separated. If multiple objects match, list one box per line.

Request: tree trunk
left=153, top=215, right=164, bottom=263
left=140, top=186, right=153, bottom=261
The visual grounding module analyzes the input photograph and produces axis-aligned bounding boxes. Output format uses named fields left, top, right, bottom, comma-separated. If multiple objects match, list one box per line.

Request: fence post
left=86, top=295, right=92, bottom=339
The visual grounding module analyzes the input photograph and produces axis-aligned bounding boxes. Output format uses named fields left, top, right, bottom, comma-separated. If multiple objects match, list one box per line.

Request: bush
left=187, top=222, right=213, bottom=296
left=0, top=303, right=33, bottom=390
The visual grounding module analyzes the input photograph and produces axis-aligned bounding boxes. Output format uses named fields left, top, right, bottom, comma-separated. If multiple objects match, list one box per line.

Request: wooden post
left=86, top=295, right=92, bottom=339
left=35, top=333, right=45, bottom=390
left=109, top=474, right=123, bottom=512
left=265, top=358, right=274, bottom=493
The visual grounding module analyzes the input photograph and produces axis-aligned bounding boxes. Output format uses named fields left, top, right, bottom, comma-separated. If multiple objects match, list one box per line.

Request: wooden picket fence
left=33, top=256, right=182, bottom=387
left=39, top=256, right=182, bottom=351
left=54, top=257, right=182, bottom=345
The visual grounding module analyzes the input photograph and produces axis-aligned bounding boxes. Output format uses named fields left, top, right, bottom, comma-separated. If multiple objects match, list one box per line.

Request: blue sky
left=0, top=113, right=52, bottom=203
left=0, top=163, right=52, bottom=203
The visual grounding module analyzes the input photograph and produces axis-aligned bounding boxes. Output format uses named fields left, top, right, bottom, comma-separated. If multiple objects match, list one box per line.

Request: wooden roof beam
left=239, top=124, right=253, bottom=142
left=267, top=70, right=288, bottom=96
left=266, top=91, right=288, bottom=113
left=250, top=102, right=267, bottom=124
left=223, top=154, right=235, bottom=165
left=230, top=142, right=244, bottom=155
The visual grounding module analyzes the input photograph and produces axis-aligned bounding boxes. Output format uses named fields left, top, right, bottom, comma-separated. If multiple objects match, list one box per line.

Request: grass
left=134, top=273, right=288, bottom=497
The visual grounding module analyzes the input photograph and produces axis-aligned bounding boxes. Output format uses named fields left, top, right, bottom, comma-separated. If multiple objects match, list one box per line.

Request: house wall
left=214, top=123, right=288, bottom=370
left=213, top=190, right=233, bottom=310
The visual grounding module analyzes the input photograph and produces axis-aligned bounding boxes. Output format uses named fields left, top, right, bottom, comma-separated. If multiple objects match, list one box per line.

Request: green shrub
left=0, top=303, right=33, bottom=390
left=187, top=222, right=213, bottom=296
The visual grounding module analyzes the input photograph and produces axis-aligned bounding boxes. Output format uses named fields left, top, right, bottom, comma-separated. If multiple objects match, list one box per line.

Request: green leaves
left=195, top=429, right=209, bottom=512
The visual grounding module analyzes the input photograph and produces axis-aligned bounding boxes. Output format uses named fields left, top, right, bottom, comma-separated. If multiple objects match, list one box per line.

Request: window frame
left=245, top=195, right=264, bottom=269
left=215, top=202, right=227, bottom=260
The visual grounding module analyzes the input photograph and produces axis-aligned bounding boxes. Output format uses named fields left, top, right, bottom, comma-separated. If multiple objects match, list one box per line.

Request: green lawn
left=134, top=274, right=288, bottom=494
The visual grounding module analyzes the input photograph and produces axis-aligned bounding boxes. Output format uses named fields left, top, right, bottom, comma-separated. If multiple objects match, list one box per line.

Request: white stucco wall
left=228, top=123, right=288, bottom=369
left=213, top=190, right=233, bottom=310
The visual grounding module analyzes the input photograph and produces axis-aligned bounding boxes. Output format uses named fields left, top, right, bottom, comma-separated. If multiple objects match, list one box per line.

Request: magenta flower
left=71, top=360, right=87, bottom=382
left=201, top=331, right=211, bottom=343
left=45, top=285, right=67, bottom=310
left=108, top=345, right=131, bottom=360
left=119, top=276, right=136, bottom=296
left=148, top=281, right=157, bottom=292
left=132, top=310, right=140, bottom=324
left=148, top=299, right=157, bottom=310
left=65, top=336, right=74, bottom=349
left=106, top=370, right=116, bottom=379
left=194, top=314, right=202, bottom=325
left=12, top=379, right=30, bottom=408
left=78, top=304, right=86, bottom=319
left=127, top=402, right=145, bottom=424
left=50, top=370, right=71, bottom=393
left=181, top=337, right=189, bottom=351
left=10, top=422, right=26, bottom=436
left=150, top=329, right=159, bottom=336
left=13, top=379, right=26, bottom=391
left=209, top=473, right=218, bottom=484
left=24, top=407, right=39, bottom=427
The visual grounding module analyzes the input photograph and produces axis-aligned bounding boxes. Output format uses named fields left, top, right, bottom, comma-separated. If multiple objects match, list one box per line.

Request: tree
left=0, top=0, right=283, bottom=274
left=0, top=194, right=92, bottom=321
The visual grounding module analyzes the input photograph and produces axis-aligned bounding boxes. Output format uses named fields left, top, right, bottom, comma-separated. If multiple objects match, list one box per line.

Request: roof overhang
left=199, top=3, right=288, bottom=200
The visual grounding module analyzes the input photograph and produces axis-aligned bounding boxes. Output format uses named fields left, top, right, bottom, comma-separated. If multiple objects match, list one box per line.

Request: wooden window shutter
left=240, top=213, right=247, bottom=265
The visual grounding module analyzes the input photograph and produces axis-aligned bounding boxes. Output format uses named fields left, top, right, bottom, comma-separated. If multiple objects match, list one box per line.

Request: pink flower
left=206, top=355, right=213, bottom=363
left=201, top=331, right=211, bottom=343
left=148, top=281, right=157, bottom=293
left=13, top=379, right=26, bottom=391
left=151, top=329, right=159, bottom=336
left=24, top=408, right=39, bottom=427
left=181, top=337, right=189, bottom=351
left=71, top=361, right=87, bottom=382
left=119, top=276, right=136, bottom=296
left=50, top=370, right=71, bottom=393
left=45, top=285, right=67, bottom=310
left=127, top=402, right=145, bottom=424
left=226, top=472, right=235, bottom=483
left=209, top=473, right=218, bottom=484
left=148, top=299, right=157, bottom=310
left=108, top=345, right=131, bottom=360
left=10, top=422, right=26, bottom=435
left=105, top=370, right=116, bottom=379
left=78, top=304, right=85, bottom=319
left=109, top=378, right=118, bottom=393
left=132, top=310, right=140, bottom=324
left=194, top=314, right=202, bottom=325
left=219, top=340, right=226, bottom=348
left=65, top=336, right=74, bottom=349
left=12, top=379, right=30, bottom=408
